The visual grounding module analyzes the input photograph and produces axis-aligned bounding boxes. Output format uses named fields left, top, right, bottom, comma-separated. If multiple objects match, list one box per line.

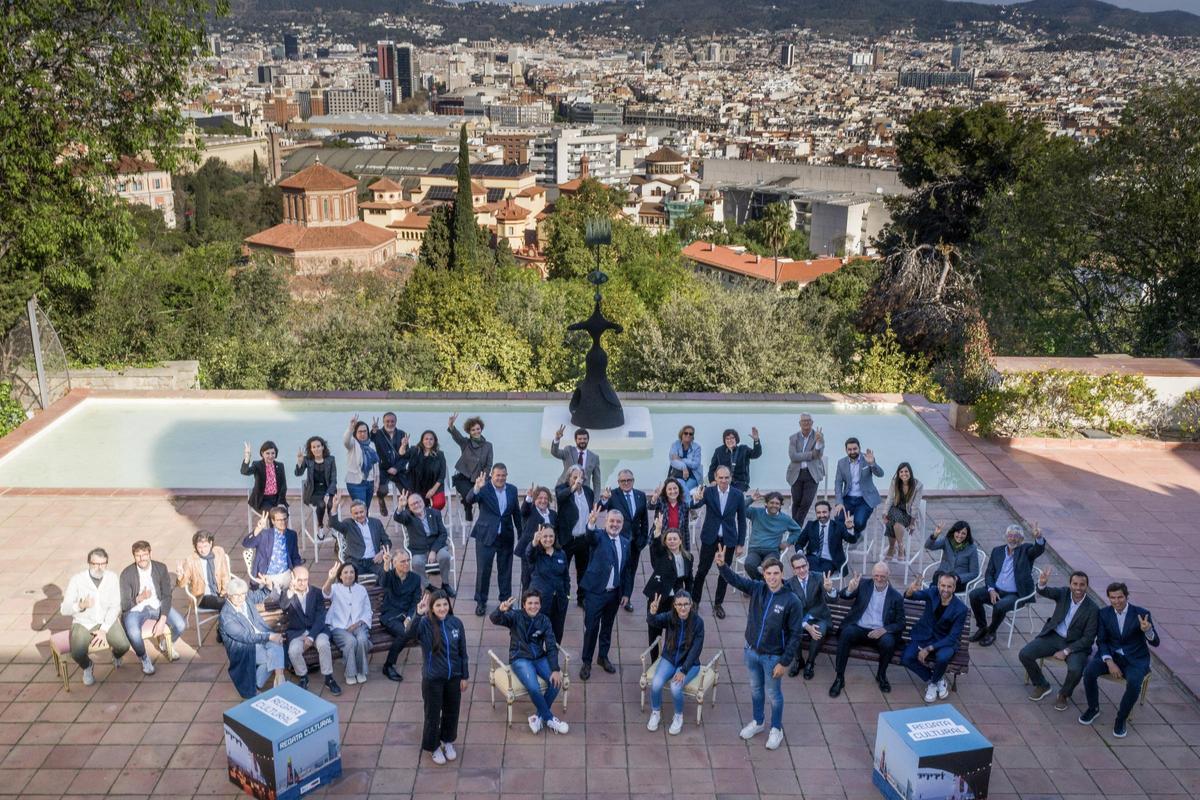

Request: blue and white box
left=223, top=683, right=342, bottom=800
left=873, top=704, right=992, bottom=800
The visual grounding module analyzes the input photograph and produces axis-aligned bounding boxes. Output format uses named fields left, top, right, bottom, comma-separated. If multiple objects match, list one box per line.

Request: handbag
left=430, top=490, right=446, bottom=511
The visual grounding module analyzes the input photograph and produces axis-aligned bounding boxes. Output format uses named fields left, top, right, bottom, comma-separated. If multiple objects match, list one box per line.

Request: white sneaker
left=924, top=683, right=938, bottom=703
left=546, top=717, right=570, bottom=735
left=82, top=666, right=95, bottom=686
left=766, top=728, right=785, bottom=750
left=431, top=746, right=447, bottom=765
left=647, top=710, right=661, bottom=731
left=140, top=655, right=155, bottom=675
left=740, top=721, right=765, bottom=740
left=528, top=714, right=544, bottom=734
left=440, top=742, right=456, bottom=761
left=937, top=679, right=950, bottom=700
left=668, top=714, right=684, bottom=736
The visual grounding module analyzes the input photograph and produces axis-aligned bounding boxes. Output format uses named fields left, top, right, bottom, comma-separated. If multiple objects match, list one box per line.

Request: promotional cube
left=223, top=683, right=342, bottom=800
left=873, top=704, right=992, bottom=800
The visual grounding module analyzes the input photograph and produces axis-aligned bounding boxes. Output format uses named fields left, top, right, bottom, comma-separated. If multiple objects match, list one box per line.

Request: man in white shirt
left=1020, top=568, right=1099, bottom=709
left=119, top=541, right=185, bottom=675
left=61, top=548, right=131, bottom=686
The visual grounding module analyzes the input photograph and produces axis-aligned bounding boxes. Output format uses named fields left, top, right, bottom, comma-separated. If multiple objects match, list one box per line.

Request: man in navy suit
left=969, top=523, right=1046, bottom=647
left=902, top=573, right=968, bottom=703
left=688, top=466, right=746, bottom=619
left=328, top=496, right=392, bottom=581
left=466, top=463, right=521, bottom=617
left=242, top=506, right=304, bottom=600
left=279, top=566, right=341, bottom=695
left=603, top=468, right=649, bottom=612
left=829, top=561, right=906, bottom=697
left=788, top=500, right=859, bottom=577
left=555, top=466, right=595, bottom=607
left=1080, top=582, right=1160, bottom=738
left=578, top=507, right=632, bottom=680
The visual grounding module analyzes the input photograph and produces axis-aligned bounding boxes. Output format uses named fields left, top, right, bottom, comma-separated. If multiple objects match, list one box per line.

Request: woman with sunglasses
left=667, top=425, right=702, bottom=494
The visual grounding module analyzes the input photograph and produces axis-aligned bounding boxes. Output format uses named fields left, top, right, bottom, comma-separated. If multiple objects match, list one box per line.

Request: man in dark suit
left=788, top=500, right=859, bottom=577
left=392, top=491, right=454, bottom=595
left=1020, top=568, right=1099, bottom=710
left=279, top=566, right=341, bottom=694
left=902, top=573, right=969, bottom=702
left=829, top=561, right=905, bottom=697
left=1080, top=582, right=1160, bottom=738
left=242, top=506, right=304, bottom=600
left=578, top=507, right=632, bottom=680
left=466, top=463, right=521, bottom=616
left=371, top=412, right=410, bottom=515
left=689, top=466, right=746, bottom=619
left=329, top=496, right=392, bottom=582
left=969, top=523, right=1046, bottom=646
left=784, top=553, right=833, bottom=680
left=603, top=468, right=649, bottom=612
left=379, top=549, right=423, bottom=682
left=555, top=466, right=595, bottom=607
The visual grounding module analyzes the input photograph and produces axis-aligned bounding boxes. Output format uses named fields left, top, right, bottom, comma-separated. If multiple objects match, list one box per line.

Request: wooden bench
left=261, top=585, right=400, bottom=672
left=816, top=596, right=972, bottom=689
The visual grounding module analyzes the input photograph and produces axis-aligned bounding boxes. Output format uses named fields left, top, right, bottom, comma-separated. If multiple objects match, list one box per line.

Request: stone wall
left=68, top=360, right=200, bottom=391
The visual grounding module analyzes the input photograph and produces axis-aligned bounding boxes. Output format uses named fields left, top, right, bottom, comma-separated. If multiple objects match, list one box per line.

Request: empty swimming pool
left=0, top=396, right=983, bottom=491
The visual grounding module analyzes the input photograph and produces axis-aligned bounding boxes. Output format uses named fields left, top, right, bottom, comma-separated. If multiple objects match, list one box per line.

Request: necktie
left=820, top=524, right=827, bottom=553
left=577, top=451, right=584, bottom=466
left=626, top=492, right=634, bottom=515
left=801, top=580, right=808, bottom=604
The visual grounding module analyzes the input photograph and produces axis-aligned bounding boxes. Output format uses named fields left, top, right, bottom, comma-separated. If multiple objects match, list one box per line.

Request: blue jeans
left=347, top=480, right=375, bottom=508
left=744, top=645, right=784, bottom=730
left=843, top=495, right=873, bottom=535
left=123, top=606, right=186, bottom=658
left=510, top=657, right=558, bottom=721
left=650, top=658, right=700, bottom=714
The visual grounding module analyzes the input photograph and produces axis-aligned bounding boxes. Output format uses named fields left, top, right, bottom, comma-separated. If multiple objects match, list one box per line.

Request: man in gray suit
left=1020, top=567, right=1099, bottom=710
left=833, top=437, right=884, bottom=534
left=786, top=414, right=825, bottom=524
left=552, top=425, right=601, bottom=495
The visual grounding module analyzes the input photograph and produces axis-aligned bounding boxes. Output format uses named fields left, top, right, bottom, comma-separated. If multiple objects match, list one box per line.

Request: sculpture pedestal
left=540, top=405, right=653, bottom=486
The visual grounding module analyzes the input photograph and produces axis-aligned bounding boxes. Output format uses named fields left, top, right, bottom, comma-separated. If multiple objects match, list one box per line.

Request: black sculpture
left=568, top=220, right=624, bottom=429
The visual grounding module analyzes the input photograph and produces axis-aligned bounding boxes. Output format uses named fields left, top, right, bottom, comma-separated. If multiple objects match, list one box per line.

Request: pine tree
left=451, top=124, right=478, bottom=269
left=494, top=237, right=516, bottom=269
left=418, top=205, right=452, bottom=270
left=251, top=150, right=261, bottom=184
left=193, top=178, right=211, bottom=237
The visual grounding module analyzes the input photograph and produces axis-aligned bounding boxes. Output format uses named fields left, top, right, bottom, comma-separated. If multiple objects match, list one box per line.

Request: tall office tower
left=951, top=44, right=963, bottom=69
left=780, top=43, right=795, bottom=68
left=396, top=44, right=416, bottom=102
left=706, top=42, right=721, bottom=63
left=283, top=32, right=299, bottom=60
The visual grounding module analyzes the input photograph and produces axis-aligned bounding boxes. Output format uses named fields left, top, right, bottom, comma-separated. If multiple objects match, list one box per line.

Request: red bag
left=430, top=491, right=447, bottom=511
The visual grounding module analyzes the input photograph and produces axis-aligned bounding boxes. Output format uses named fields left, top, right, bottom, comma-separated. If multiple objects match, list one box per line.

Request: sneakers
left=1113, top=719, right=1128, bottom=738
left=924, top=683, right=939, bottom=703
left=937, top=679, right=950, bottom=700
left=647, top=710, right=661, bottom=732
left=1028, top=683, right=1053, bottom=702
left=441, top=742, right=457, bottom=761
left=324, top=675, right=342, bottom=696
left=765, top=728, right=785, bottom=750
left=1078, top=707, right=1100, bottom=725
left=431, top=746, right=447, bottom=765
left=739, top=721, right=765, bottom=740
left=546, top=717, right=569, bottom=735
left=82, top=666, right=95, bottom=686
left=668, top=714, right=683, bottom=736
left=528, top=714, right=544, bottom=734
left=140, top=655, right=156, bottom=675
left=1054, top=693, right=1069, bottom=712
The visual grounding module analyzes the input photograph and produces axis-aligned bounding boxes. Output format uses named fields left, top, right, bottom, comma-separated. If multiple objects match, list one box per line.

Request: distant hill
left=239, top=0, right=1200, bottom=39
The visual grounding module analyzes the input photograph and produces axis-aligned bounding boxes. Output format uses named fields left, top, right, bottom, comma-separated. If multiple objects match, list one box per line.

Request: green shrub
left=1170, top=388, right=1200, bottom=440
left=841, top=322, right=944, bottom=398
left=974, top=369, right=1155, bottom=437
left=0, top=382, right=28, bottom=438
left=936, top=319, right=995, bottom=404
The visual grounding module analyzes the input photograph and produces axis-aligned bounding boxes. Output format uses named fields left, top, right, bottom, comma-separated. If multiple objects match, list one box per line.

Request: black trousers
left=692, top=541, right=729, bottom=605
left=790, top=472, right=819, bottom=524
left=473, top=537, right=513, bottom=606
left=790, top=619, right=829, bottom=667
left=969, top=587, right=1020, bottom=632
left=624, top=538, right=646, bottom=598
left=565, top=536, right=591, bottom=603
left=421, top=677, right=462, bottom=752
left=581, top=588, right=621, bottom=664
left=451, top=474, right=475, bottom=520
left=543, top=592, right=568, bottom=646
left=1019, top=633, right=1088, bottom=697
left=835, top=623, right=898, bottom=679
left=382, top=615, right=408, bottom=668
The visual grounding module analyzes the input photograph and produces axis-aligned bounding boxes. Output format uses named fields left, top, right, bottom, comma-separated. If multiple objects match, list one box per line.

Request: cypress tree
left=451, top=124, right=478, bottom=269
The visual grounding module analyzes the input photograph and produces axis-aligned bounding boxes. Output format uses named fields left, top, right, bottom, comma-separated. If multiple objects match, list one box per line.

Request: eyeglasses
left=89, top=561, right=107, bottom=567
left=618, top=478, right=634, bottom=483
left=681, top=431, right=694, bottom=437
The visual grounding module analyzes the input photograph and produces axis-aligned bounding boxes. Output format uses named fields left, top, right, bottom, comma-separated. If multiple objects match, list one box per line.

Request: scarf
left=358, top=439, right=379, bottom=474
left=202, top=551, right=218, bottom=593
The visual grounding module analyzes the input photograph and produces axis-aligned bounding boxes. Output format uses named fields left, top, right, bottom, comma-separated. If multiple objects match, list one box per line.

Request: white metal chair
left=920, top=545, right=988, bottom=605
left=487, top=648, right=572, bottom=725
left=637, top=636, right=722, bottom=725
left=400, top=524, right=458, bottom=591
left=297, top=501, right=332, bottom=563
left=1003, top=568, right=1041, bottom=648
left=182, top=551, right=231, bottom=648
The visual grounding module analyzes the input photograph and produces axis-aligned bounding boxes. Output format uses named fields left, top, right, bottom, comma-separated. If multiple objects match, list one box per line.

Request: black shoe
left=624, top=601, right=634, bottom=613
left=980, top=633, right=996, bottom=647
left=580, top=663, right=591, bottom=681
left=969, top=627, right=987, bottom=643
left=443, top=585, right=457, bottom=598
left=829, top=677, right=844, bottom=698
left=1113, top=718, right=1128, bottom=738
left=803, top=664, right=815, bottom=680
left=475, top=604, right=486, bottom=617
left=324, top=675, right=342, bottom=696
left=788, top=659, right=803, bottom=678
left=877, top=675, right=892, bottom=693
left=464, top=506, right=474, bottom=522
left=1078, top=707, right=1100, bottom=725
left=713, top=604, right=726, bottom=620
left=598, top=657, right=616, bottom=674
left=383, top=665, right=403, bottom=682
left=298, top=675, right=309, bottom=690
left=576, top=596, right=585, bottom=608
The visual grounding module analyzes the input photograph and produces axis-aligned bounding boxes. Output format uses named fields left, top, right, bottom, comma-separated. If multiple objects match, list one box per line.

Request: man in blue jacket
left=902, top=573, right=968, bottom=703
left=969, top=523, right=1046, bottom=647
left=1079, top=582, right=1160, bottom=738
left=716, top=547, right=803, bottom=751
left=466, top=464, right=521, bottom=617
left=689, top=466, right=746, bottom=620
left=279, top=566, right=341, bottom=695
left=579, top=507, right=632, bottom=680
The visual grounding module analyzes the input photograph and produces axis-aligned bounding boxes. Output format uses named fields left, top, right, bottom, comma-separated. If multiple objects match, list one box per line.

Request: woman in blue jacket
left=490, top=590, right=569, bottom=735
left=645, top=589, right=705, bottom=736
left=527, top=526, right=570, bottom=645
left=401, top=589, right=469, bottom=765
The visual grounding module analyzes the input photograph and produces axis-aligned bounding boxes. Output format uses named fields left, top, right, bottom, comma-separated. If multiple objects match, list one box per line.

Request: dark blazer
left=554, top=485, right=595, bottom=548
left=693, top=486, right=747, bottom=547
left=580, top=527, right=634, bottom=598
left=719, top=566, right=804, bottom=662
left=241, top=458, right=288, bottom=509
left=379, top=569, right=422, bottom=625
left=242, top=527, right=304, bottom=586
left=372, top=428, right=410, bottom=489
left=409, top=449, right=447, bottom=498
left=604, top=487, right=649, bottom=548
left=279, top=586, right=329, bottom=642
left=516, top=501, right=556, bottom=558
left=839, top=581, right=906, bottom=634
left=466, top=481, right=521, bottom=547
left=790, top=518, right=859, bottom=571
left=643, top=533, right=694, bottom=599
left=393, top=507, right=450, bottom=555
left=785, top=574, right=831, bottom=625
left=984, top=538, right=1046, bottom=597
left=1034, top=586, right=1100, bottom=655
left=219, top=592, right=273, bottom=699
left=907, top=587, right=968, bottom=649
left=329, top=512, right=392, bottom=560
left=707, top=441, right=762, bottom=489
left=118, top=561, right=176, bottom=616
left=1096, top=604, right=1160, bottom=667
left=294, top=457, right=337, bottom=506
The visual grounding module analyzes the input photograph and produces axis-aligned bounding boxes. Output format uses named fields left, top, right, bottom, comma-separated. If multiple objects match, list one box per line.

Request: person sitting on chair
left=241, top=440, right=287, bottom=512
left=788, top=500, right=858, bottom=577
left=61, top=548, right=130, bottom=686
left=1079, top=582, right=1160, bottom=739
left=219, top=576, right=285, bottom=699
left=393, top=491, right=454, bottom=595
left=969, top=523, right=1046, bottom=647
left=242, top=506, right=304, bottom=600
left=925, top=521, right=979, bottom=592
left=784, top=554, right=833, bottom=681
left=329, top=495, right=391, bottom=582
left=829, top=562, right=905, bottom=698
left=1021, top=567, right=1098, bottom=710
left=743, top=490, right=803, bottom=581
left=879, top=463, right=923, bottom=561
left=490, top=590, right=569, bottom=735
left=645, top=590, right=705, bottom=736
left=119, top=540, right=185, bottom=676
left=380, top=549, right=423, bottom=683
left=902, top=573, right=968, bottom=703
left=279, top=566, right=341, bottom=695
left=177, top=530, right=230, bottom=613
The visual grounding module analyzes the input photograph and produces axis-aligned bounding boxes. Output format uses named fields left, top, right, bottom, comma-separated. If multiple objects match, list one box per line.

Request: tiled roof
left=368, top=178, right=404, bottom=191
left=278, top=162, right=358, bottom=191
left=681, top=241, right=848, bottom=285
left=645, top=146, right=686, bottom=163
left=245, top=221, right=395, bottom=252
